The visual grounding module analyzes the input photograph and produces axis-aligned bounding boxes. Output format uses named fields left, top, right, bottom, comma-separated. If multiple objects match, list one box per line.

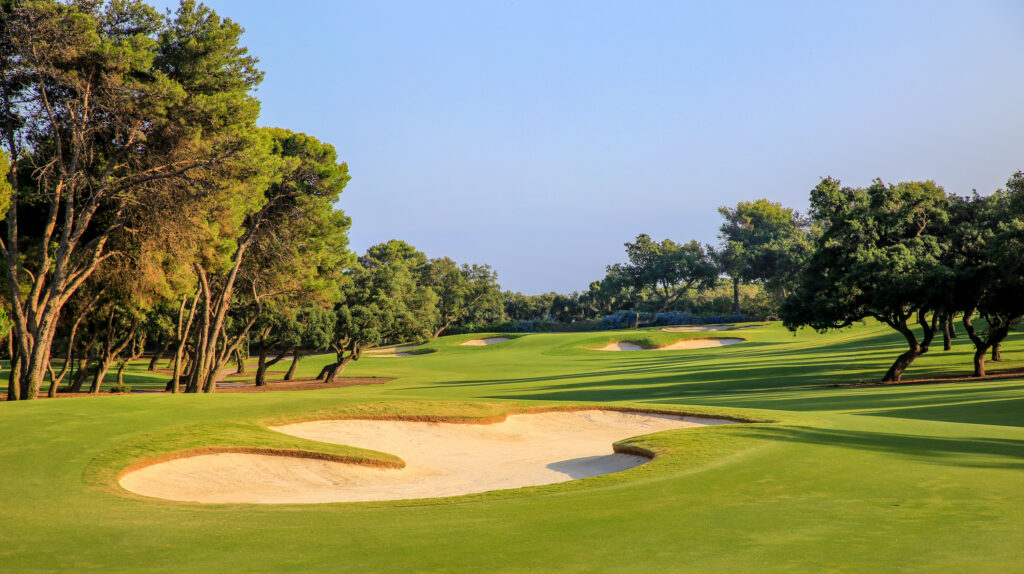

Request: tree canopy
left=782, top=178, right=951, bottom=381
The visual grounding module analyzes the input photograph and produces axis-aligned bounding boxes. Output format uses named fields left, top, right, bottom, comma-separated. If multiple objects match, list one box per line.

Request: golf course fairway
left=0, top=322, right=1021, bottom=572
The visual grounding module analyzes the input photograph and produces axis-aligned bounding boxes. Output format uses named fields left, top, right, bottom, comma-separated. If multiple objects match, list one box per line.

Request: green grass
left=0, top=320, right=1022, bottom=572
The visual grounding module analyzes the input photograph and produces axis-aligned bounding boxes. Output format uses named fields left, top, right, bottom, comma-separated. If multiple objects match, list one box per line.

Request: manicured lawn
left=0, top=321, right=1021, bottom=572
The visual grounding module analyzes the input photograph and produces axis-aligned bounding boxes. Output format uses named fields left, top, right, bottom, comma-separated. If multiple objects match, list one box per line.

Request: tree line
left=0, top=1, right=1018, bottom=400
left=0, top=0, right=511, bottom=399
left=503, top=198, right=810, bottom=324
left=783, top=174, right=1024, bottom=381
left=502, top=173, right=1024, bottom=384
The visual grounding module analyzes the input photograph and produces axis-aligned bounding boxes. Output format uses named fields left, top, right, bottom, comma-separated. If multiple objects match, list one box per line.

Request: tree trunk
left=188, top=210, right=272, bottom=394
left=6, top=335, right=18, bottom=401
left=147, top=336, right=170, bottom=371
left=318, top=361, right=341, bottom=385
left=50, top=292, right=97, bottom=391
left=255, top=344, right=290, bottom=387
left=89, top=358, right=114, bottom=394
left=67, top=334, right=97, bottom=393
left=973, top=346, right=988, bottom=377
left=117, top=335, right=144, bottom=389
left=992, top=343, right=1002, bottom=362
left=732, top=276, right=740, bottom=315
left=168, top=294, right=198, bottom=393
left=89, top=313, right=139, bottom=394
left=254, top=335, right=269, bottom=387
left=942, top=314, right=952, bottom=351
left=321, top=356, right=355, bottom=385
left=47, top=362, right=58, bottom=398
left=235, top=348, right=246, bottom=374
left=958, top=308, right=1007, bottom=376
left=319, top=344, right=361, bottom=385
left=316, top=362, right=334, bottom=380
left=880, top=311, right=937, bottom=382
left=284, top=349, right=302, bottom=381
left=881, top=348, right=920, bottom=383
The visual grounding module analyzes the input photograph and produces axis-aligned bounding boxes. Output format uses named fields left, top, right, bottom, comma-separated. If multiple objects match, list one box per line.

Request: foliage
left=717, top=199, right=811, bottom=294
left=617, top=234, right=718, bottom=311
left=0, top=0, right=264, bottom=397
left=422, top=258, right=505, bottom=336
left=319, top=258, right=438, bottom=382
left=484, top=320, right=554, bottom=333
left=782, top=177, right=951, bottom=381
left=944, top=172, right=1024, bottom=375
left=600, top=310, right=753, bottom=330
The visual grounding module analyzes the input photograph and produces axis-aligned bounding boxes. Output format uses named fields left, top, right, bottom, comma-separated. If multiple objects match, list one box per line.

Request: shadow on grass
left=856, top=396, right=1024, bottom=428
left=731, top=425, right=1024, bottom=470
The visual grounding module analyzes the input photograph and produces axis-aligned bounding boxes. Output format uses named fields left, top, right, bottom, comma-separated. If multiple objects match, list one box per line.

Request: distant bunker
left=459, top=337, right=512, bottom=346
left=594, top=338, right=745, bottom=351
left=660, top=325, right=733, bottom=332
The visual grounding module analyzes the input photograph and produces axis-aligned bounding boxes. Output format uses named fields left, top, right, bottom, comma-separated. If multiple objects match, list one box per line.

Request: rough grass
left=0, top=320, right=1021, bottom=572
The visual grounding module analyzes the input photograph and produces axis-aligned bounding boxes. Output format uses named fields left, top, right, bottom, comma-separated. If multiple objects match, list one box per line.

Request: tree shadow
left=731, top=425, right=1024, bottom=470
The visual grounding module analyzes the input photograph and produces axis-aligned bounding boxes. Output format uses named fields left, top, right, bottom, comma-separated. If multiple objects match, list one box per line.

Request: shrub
left=600, top=310, right=757, bottom=330
left=482, top=320, right=554, bottom=333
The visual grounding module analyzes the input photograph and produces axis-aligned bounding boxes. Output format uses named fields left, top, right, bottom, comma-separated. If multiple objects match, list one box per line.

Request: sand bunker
left=364, top=345, right=418, bottom=357
left=118, top=410, right=732, bottom=504
left=594, top=338, right=744, bottom=351
left=460, top=337, right=512, bottom=346
left=660, top=325, right=733, bottom=332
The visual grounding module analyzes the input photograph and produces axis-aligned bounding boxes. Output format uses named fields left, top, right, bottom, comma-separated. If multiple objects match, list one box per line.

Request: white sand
left=460, top=337, right=512, bottom=346
left=118, top=410, right=732, bottom=504
left=594, top=338, right=744, bottom=351
left=660, top=325, right=732, bottom=332
left=596, top=341, right=646, bottom=351
left=658, top=337, right=744, bottom=349
left=364, top=344, right=417, bottom=355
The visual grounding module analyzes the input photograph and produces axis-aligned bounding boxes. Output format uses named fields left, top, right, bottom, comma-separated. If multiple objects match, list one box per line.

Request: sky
left=155, top=0, right=1024, bottom=294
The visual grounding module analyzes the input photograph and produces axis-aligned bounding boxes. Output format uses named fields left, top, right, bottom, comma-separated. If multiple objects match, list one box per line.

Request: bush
left=108, top=383, right=131, bottom=394
left=601, top=311, right=654, bottom=330
left=600, top=310, right=756, bottom=330
left=482, top=320, right=554, bottom=333
left=652, top=311, right=752, bottom=326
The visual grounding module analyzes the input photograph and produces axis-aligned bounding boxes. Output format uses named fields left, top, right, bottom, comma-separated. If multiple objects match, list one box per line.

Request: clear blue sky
left=156, top=0, right=1024, bottom=294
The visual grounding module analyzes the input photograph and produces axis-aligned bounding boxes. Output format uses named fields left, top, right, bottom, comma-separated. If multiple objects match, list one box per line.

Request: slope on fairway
left=0, top=321, right=1021, bottom=572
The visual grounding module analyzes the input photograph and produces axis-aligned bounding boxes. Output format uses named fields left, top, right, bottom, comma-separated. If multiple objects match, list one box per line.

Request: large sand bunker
left=460, top=337, right=512, bottom=346
left=595, top=338, right=744, bottom=351
left=118, top=410, right=732, bottom=504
